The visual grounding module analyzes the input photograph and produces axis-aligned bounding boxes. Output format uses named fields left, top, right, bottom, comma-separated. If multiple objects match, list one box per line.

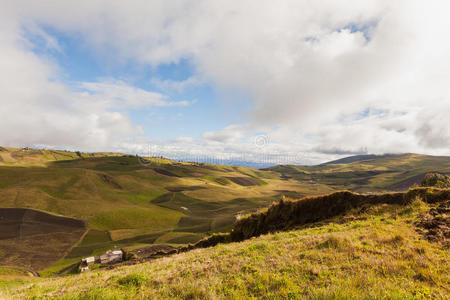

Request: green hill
left=266, top=153, right=450, bottom=192
left=0, top=147, right=331, bottom=274
left=0, top=147, right=449, bottom=279
left=2, top=187, right=448, bottom=299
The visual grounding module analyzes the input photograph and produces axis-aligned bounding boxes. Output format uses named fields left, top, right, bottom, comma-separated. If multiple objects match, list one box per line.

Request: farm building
left=100, top=249, right=123, bottom=264
left=80, top=249, right=123, bottom=272
left=79, top=256, right=95, bottom=272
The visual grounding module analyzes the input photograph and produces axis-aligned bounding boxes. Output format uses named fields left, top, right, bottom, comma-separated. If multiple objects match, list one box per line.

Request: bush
left=421, top=173, right=450, bottom=188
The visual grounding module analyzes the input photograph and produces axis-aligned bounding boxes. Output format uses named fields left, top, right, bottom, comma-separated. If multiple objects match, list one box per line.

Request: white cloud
left=202, top=125, right=246, bottom=143
left=0, top=17, right=173, bottom=150
left=79, top=80, right=190, bottom=108
left=150, top=76, right=204, bottom=93
left=1, top=1, right=449, bottom=161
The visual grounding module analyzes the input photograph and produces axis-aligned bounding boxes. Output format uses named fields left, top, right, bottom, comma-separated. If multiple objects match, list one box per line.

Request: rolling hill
left=2, top=185, right=448, bottom=299
left=0, top=147, right=449, bottom=278
left=0, top=147, right=332, bottom=274
left=267, top=153, right=450, bottom=192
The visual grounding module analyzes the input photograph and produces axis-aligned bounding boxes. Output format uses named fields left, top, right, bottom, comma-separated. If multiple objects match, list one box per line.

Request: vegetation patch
left=89, top=206, right=184, bottom=231
left=118, top=273, right=148, bottom=287
left=421, top=173, right=450, bottom=188
left=214, top=177, right=231, bottom=185
left=415, top=199, right=449, bottom=245
left=79, top=229, right=111, bottom=246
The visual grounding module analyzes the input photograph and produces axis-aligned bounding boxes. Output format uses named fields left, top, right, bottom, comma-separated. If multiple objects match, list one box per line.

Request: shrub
left=421, top=173, right=450, bottom=188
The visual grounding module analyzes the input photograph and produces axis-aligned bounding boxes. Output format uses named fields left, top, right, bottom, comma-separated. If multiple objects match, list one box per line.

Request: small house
left=79, top=249, right=123, bottom=272
left=80, top=256, right=95, bottom=272
left=82, top=256, right=95, bottom=266
left=99, top=249, right=123, bottom=264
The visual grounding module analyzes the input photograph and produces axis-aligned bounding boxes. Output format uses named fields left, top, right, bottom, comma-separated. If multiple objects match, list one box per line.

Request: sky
left=0, top=0, right=449, bottom=165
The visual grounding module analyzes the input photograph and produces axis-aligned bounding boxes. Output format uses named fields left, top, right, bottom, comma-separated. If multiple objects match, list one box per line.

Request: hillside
left=267, top=153, right=450, bottom=192
left=1, top=187, right=448, bottom=299
left=0, top=148, right=449, bottom=277
left=0, top=147, right=331, bottom=274
left=0, top=147, right=123, bottom=167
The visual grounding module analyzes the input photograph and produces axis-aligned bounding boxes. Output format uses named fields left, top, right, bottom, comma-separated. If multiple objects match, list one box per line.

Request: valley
left=0, top=147, right=449, bottom=299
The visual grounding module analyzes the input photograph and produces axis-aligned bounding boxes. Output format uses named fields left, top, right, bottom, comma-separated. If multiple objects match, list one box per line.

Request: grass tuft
left=117, top=273, right=148, bottom=287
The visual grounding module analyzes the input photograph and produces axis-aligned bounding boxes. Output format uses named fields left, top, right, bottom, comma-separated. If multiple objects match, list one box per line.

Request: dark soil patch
left=0, top=208, right=86, bottom=271
left=0, top=147, right=7, bottom=152
left=226, top=177, right=260, bottom=186
left=97, top=173, right=122, bottom=189
left=415, top=200, right=449, bottom=245
left=166, top=186, right=205, bottom=192
left=153, top=168, right=181, bottom=177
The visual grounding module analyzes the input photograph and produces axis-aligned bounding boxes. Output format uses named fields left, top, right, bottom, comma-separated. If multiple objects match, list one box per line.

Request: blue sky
left=27, top=26, right=250, bottom=142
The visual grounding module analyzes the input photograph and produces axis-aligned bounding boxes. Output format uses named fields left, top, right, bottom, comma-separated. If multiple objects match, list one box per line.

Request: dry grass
left=2, top=194, right=449, bottom=299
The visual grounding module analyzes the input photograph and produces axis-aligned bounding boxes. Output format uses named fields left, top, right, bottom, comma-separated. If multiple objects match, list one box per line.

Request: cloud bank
left=0, top=1, right=449, bottom=163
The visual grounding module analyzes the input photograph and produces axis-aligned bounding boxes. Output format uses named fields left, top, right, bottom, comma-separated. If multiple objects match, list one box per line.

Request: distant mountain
left=267, top=153, right=450, bottom=193
left=321, top=154, right=397, bottom=165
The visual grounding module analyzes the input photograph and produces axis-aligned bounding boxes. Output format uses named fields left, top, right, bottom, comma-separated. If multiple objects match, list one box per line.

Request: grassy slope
left=268, top=153, right=450, bottom=192
left=2, top=196, right=448, bottom=299
left=0, top=147, right=327, bottom=273
left=1, top=147, right=449, bottom=275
